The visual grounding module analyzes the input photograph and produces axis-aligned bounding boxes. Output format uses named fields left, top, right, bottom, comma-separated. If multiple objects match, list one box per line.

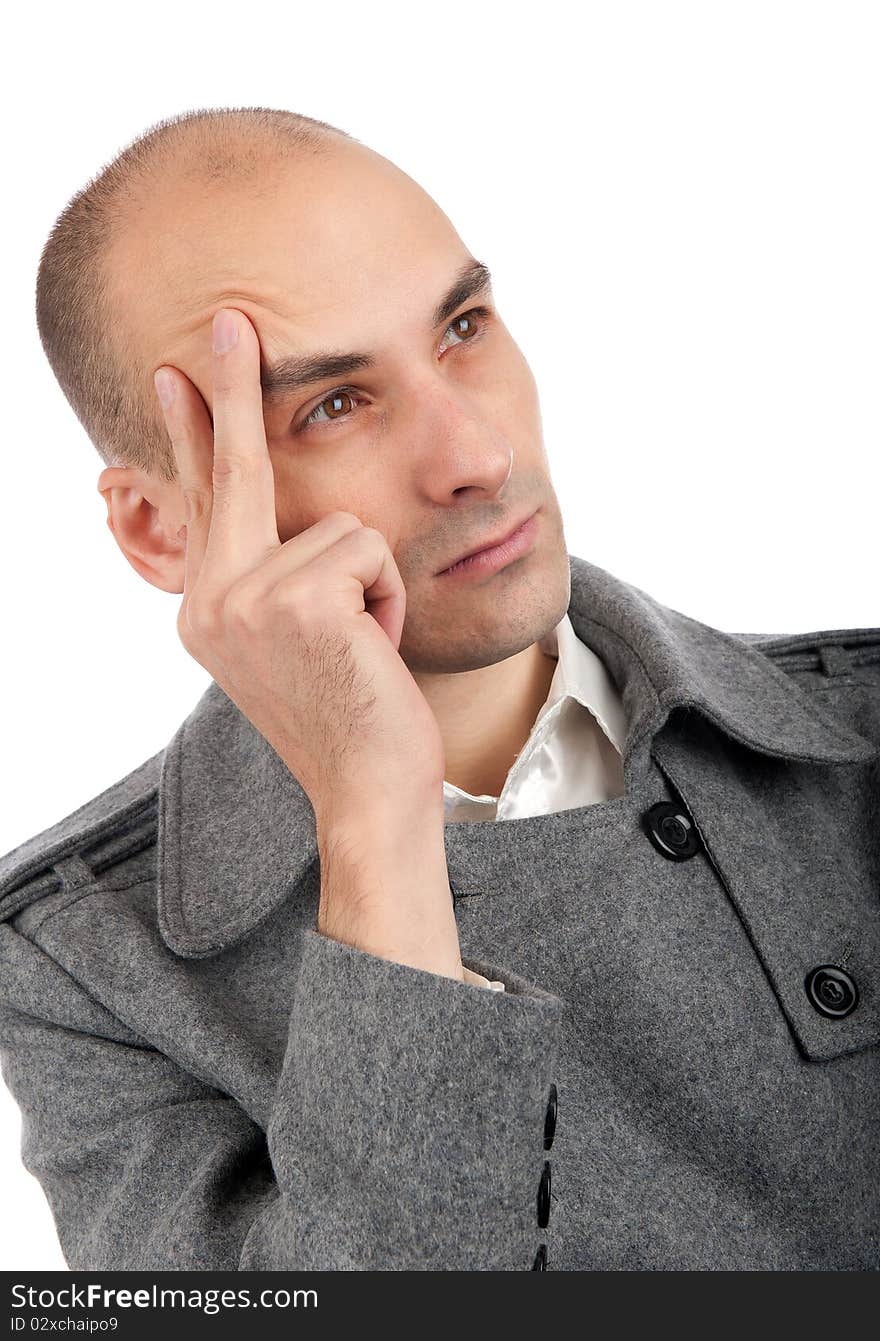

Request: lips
left=438, top=510, right=537, bottom=574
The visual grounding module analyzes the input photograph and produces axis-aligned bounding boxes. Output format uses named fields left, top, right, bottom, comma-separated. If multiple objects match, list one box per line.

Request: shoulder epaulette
left=734, top=626, right=880, bottom=676
left=0, top=748, right=163, bottom=924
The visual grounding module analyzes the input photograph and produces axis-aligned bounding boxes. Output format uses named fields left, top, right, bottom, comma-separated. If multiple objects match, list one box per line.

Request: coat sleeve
left=0, top=922, right=562, bottom=1271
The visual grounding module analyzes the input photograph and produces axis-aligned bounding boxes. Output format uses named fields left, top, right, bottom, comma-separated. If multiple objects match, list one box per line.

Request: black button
left=641, top=800, right=703, bottom=861
left=804, top=965, right=858, bottom=1018
left=537, top=1160, right=551, bottom=1229
left=532, top=1243, right=548, bottom=1270
left=543, top=1083, right=557, bottom=1150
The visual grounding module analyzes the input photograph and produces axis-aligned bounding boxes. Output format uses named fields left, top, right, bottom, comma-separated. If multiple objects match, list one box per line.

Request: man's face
left=112, top=140, right=571, bottom=673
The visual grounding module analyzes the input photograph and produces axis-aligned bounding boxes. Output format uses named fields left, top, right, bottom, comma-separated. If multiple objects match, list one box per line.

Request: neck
left=413, top=639, right=559, bottom=799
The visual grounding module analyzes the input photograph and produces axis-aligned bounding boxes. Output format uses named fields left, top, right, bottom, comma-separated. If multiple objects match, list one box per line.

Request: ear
left=97, top=466, right=186, bottom=594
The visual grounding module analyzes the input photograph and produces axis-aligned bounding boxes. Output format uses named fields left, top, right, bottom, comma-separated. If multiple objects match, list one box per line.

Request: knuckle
left=182, top=488, right=206, bottom=524
left=322, top=510, right=364, bottom=532
left=351, top=525, right=384, bottom=549
left=211, top=453, right=258, bottom=490
left=185, top=594, right=220, bottom=639
left=223, top=583, right=260, bottom=632
left=175, top=603, right=193, bottom=649
left=211, top=362, right=241, bottom=398
left=274, top=574, right=313, bottom=620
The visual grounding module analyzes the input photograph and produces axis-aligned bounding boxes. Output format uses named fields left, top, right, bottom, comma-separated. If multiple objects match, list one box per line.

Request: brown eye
left=453, top=313, right=478, bottom=338
left=321, top=391, right=354, bottom=419
left=440, top=305, right=492, bottom=352
left=300, top=388, right=360, bottom=430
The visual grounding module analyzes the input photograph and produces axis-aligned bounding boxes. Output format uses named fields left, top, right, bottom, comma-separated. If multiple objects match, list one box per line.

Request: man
left=1, top=106, right=878, bottom=1272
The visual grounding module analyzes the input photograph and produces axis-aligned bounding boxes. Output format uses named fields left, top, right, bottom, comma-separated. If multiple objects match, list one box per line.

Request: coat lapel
left=157, top=555, right=878, bottom=958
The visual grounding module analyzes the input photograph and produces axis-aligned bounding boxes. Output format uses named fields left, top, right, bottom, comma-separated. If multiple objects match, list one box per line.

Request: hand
left=153, top=307, right=447, bottom=824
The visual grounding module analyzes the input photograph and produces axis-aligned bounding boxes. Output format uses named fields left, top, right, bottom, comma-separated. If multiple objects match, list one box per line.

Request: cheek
left=273, top=467, right=404, bottom=552
left=507, top=355, right=540, bottom=418
left=271, top=469, right=326, bottom=545
left=479, top=341, right=540, bottom=426
left=270, top=454, right=354, bottom=541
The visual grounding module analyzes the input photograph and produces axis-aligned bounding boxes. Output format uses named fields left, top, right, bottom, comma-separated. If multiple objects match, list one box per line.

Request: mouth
left=436, top=508, right=540, bottom=580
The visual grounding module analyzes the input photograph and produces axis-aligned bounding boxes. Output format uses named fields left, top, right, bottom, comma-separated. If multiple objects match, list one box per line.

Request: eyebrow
left=258, top=257, right=493, bottom=407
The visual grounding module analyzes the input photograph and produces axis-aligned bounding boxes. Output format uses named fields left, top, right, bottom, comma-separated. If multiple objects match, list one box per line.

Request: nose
left=415, top=404, right=515, bottom=504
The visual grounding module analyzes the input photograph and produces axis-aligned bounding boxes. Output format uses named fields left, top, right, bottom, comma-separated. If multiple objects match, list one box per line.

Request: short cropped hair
left=35, top=106, right=354, bottom=482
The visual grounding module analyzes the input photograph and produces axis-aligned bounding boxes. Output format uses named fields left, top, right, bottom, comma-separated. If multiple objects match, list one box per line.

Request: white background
left=1, top=0, right=878, bottom=1270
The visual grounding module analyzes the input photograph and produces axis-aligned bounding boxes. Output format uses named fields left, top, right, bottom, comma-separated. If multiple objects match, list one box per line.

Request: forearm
left=315, top=792, right=464, bottom=982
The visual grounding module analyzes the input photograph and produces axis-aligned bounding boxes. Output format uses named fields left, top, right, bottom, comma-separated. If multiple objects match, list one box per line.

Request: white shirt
left=447, top=612, right=629, bottom=991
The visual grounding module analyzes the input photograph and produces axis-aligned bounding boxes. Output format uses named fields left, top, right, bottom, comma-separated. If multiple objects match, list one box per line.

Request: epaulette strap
left=817, top=645, right=857, bottom=678
left=752, top=628, right=880, bottom=669
left=0, top=750, right=163, bottom=922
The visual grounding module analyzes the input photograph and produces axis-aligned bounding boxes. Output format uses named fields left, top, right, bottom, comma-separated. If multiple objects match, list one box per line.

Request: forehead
left=110, top=145, right=468, bottom=381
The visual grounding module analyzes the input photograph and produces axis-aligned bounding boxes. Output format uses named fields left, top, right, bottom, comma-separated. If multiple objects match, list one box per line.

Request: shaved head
left=102, top=133, right=484, bottom=492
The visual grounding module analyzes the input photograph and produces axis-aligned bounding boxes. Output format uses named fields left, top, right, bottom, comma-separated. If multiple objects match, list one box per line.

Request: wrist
left=315, top=781, right=445, bottom=849
left=314, top=793, right=460, bottom=981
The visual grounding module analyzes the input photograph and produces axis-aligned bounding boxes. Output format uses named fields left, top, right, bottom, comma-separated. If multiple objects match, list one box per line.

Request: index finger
left=204, top=306, right=280, bottom=572
left=153, top=362, right=217, bottom=600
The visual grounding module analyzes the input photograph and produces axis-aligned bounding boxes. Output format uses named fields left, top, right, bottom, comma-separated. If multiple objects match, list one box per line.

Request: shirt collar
left=154, top=554, right=878, bottom=958
left=442, top=611, right=628, bottom=810
left=536, top=610, right=628, bottom=753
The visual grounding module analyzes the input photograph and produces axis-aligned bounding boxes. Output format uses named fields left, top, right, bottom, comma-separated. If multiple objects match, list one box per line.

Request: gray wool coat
left=1, top=555, right=878, bottom=1272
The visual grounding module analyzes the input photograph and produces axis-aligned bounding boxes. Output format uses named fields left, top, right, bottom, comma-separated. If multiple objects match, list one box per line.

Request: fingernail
left=213, top=309, right=239, bottom=354
left=154, top=368, right=175, bottom=408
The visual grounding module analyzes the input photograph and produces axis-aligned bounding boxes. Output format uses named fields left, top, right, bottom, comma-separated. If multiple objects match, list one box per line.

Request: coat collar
left=157, top=554, right=878, bottom=958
